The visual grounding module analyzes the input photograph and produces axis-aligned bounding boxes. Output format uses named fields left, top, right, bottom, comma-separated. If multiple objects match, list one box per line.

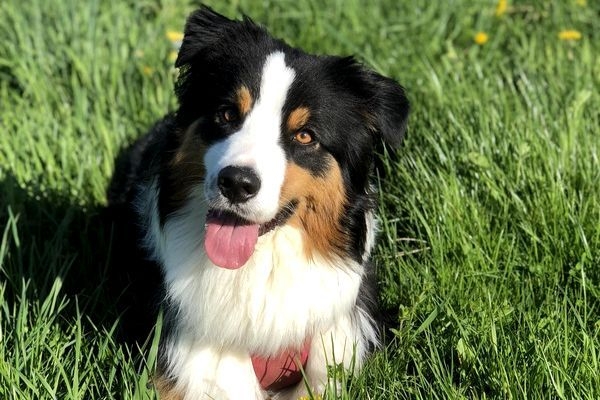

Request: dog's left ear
left=366, top=71, right=410, bottom=148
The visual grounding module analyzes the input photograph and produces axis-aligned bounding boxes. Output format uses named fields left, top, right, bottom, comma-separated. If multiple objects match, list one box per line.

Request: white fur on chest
left=141, top=183, right=363, bottom=355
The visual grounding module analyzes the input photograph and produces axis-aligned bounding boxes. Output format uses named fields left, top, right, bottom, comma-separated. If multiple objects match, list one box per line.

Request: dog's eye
left=293, top=130, right=314, bottom=145
left=216, top=107, right=239, bottom=125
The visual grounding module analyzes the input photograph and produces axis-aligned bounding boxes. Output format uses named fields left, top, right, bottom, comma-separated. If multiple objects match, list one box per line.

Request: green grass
left=1, top=0, right=599, bottom=398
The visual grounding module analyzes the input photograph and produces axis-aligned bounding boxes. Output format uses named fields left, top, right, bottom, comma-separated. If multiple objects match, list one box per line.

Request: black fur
left=107, top=117, right=174, bottom=343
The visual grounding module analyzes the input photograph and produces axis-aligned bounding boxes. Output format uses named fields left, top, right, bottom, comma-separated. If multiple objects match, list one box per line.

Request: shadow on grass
left=0, top=171, right=161, bottom=347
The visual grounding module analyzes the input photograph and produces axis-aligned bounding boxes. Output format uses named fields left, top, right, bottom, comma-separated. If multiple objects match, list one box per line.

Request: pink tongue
left=204, top=213, right=259, bottom=269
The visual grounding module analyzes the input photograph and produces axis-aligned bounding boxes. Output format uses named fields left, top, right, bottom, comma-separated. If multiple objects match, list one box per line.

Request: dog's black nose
left=218, top=166, right=261, bottom=204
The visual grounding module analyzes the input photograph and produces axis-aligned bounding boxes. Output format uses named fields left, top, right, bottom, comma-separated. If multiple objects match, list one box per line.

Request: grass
left=1, top=0, right=599, bottom=398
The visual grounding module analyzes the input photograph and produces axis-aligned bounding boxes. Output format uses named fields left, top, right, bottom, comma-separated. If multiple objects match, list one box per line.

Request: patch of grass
left=1, top=0, right=599, bottom=398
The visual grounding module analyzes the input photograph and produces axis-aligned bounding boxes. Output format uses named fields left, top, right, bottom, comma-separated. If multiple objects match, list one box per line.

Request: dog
left=109, top=5, right=409, bottom=399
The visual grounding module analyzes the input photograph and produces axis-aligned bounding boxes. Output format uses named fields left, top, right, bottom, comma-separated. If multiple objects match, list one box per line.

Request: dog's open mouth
left=204, top=202, right=297, bottom=269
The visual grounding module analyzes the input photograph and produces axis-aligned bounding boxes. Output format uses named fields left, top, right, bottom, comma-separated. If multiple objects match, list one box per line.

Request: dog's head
left=163, top=6, right=409, bottom=268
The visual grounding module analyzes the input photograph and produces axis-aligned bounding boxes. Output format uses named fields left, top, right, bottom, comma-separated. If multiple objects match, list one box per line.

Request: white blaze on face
left=203, top=52, right=296, bottom=223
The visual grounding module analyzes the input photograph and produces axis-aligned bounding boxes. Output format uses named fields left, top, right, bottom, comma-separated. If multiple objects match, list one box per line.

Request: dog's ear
left=366, top=71, right=410, bottom=149
left=329, top=57, right=409, bottom=148
left=175, top=6, right=236, bottom=68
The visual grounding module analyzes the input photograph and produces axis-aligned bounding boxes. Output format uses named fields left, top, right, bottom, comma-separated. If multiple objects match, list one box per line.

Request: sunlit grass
left=1, top=0, right=599, bottom=398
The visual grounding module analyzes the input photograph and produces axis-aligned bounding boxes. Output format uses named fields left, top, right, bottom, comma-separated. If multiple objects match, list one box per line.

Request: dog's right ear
left=175, top=6, right=236, bottom=68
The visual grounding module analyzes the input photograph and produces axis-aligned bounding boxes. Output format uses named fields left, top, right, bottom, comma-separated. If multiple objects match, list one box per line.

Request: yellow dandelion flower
left=558, top=30, right=582, bottom=41
left=168, top=50, right=179, bottom=64
left=474, top=32, right=489, bottom=45
left=575, top=0, right=586, bottom=6
left=495, top=0, right=508, bottom=17
left=141, top=66, right=154, bottom=76
left=166, top=30, right=184, bottom=43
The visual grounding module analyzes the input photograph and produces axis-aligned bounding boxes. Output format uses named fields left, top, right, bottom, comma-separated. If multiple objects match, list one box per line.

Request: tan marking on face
left=236, top=86, right=253, bottom=116
left=287, top=107, right=311, bottom=132
left=167, top=121, right=206, bottom=211
left=280, top=157, right=347, bottom=260
left=172, top=120, right=202, bottom=164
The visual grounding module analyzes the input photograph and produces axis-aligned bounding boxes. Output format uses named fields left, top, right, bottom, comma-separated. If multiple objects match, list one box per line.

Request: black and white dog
left=110, top=6, right=408, bottom=399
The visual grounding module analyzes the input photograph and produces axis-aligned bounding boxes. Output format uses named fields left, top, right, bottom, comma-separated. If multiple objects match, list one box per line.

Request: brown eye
left=217, top=107, right=239, bottom=124
left=294, top=130, right=314, bottom=145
